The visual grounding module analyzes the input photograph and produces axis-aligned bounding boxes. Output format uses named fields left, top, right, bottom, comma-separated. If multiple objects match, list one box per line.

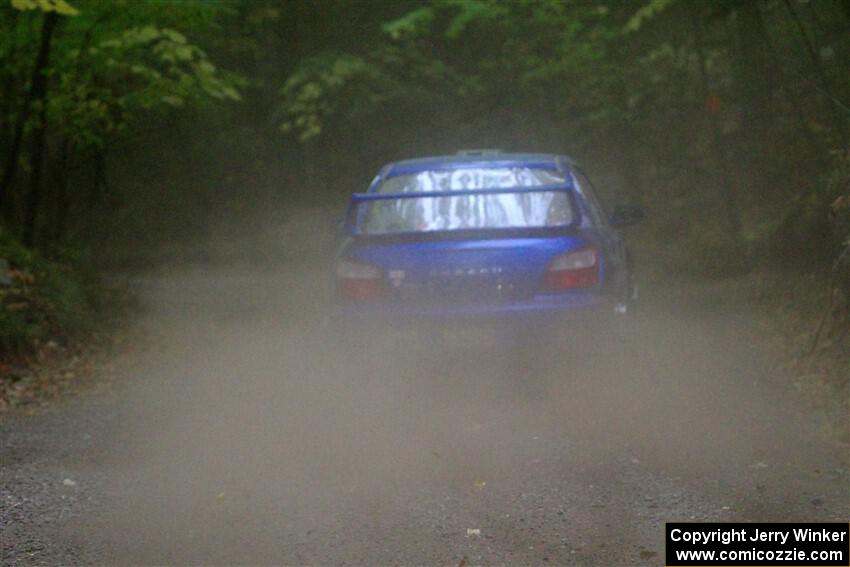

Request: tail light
left=336, top=259, right=387, bottom=300
left=539, top=247, right=599, bottom=291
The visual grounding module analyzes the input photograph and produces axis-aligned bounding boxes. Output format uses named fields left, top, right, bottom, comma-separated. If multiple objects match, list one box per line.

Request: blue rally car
left=333, top=150, right=642, bottom=348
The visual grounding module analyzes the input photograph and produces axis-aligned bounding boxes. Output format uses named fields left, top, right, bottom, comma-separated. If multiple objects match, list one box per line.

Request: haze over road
left=2, top=265, right=848, bottom=565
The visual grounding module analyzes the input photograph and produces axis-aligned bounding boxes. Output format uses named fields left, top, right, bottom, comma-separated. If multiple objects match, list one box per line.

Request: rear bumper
left=332, top=292, right=625, bottom=339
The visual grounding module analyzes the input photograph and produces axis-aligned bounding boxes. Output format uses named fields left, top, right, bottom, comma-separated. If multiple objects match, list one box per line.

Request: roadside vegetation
left=0, top=227, right=92, bottom=353
left=0, top=0, right=848, bottom=423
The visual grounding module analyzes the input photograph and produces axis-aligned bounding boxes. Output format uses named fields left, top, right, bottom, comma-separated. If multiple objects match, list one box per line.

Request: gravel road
left=1, top=267, right=848, bottom=565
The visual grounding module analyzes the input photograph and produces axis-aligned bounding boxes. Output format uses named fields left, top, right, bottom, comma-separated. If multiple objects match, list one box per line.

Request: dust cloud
left=75, top=212, right=834, bottom=564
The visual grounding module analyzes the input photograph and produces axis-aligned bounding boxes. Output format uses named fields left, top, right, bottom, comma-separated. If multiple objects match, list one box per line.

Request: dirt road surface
left=2, top=267, right=848, bottom=565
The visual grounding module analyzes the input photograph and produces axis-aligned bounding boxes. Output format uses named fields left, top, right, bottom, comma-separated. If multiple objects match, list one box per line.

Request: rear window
left=377, top=167, right=565, bottom=193
left=356, top=191, right=576, bottom=235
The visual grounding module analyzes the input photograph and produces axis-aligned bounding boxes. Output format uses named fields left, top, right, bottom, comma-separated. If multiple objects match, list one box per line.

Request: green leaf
left=162, top=29, right=187, bottom=44
left=624, top=0, right=678, bottom=33
left=161, top=95, right=185, bottom=107
left=443, top=0, right=504, bottom=39
left=382, top=6, right=434, bottom=39
left=10, top=0, right=79, bottom=15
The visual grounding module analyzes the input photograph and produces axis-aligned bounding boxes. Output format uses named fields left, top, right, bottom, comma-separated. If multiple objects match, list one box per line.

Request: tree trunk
left=781, top=0, right=848, bottom=148
left=0, top=10, right=19, bottom=147
left=51, top=139, right=72, bottom=245
left=734, top=1, right=773, bottom=144
left=690, top=5, right=740, bottom=236
left=0, top=11, right=58, bottom=213
left=611, top=69, right=643, bottom=205
left=22, top=102, right=48, bottom=248
left=21, top=12, right=59, bottom=248
left=840, top=0, right=850, bottom=24
left=88, top=150, right=108, bottom=212
left=749, top=5, right=828, bottom=162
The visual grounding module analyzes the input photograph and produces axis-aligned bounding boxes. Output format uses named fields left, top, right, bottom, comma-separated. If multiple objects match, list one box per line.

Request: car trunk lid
left=347, top=234, right=589, bottom=305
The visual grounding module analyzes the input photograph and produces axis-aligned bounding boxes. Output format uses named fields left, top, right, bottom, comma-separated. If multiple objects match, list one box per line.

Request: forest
left=1, top=0, right=849, bottom=347
left=2, top=2, right=850, bottom=564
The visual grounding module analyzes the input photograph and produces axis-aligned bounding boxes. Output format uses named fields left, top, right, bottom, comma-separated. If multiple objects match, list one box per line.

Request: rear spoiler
left=344, top=182, right=578, bottom=235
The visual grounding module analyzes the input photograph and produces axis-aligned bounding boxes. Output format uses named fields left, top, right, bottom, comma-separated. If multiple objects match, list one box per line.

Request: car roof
left=383, top=152, right=575, bottom=177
